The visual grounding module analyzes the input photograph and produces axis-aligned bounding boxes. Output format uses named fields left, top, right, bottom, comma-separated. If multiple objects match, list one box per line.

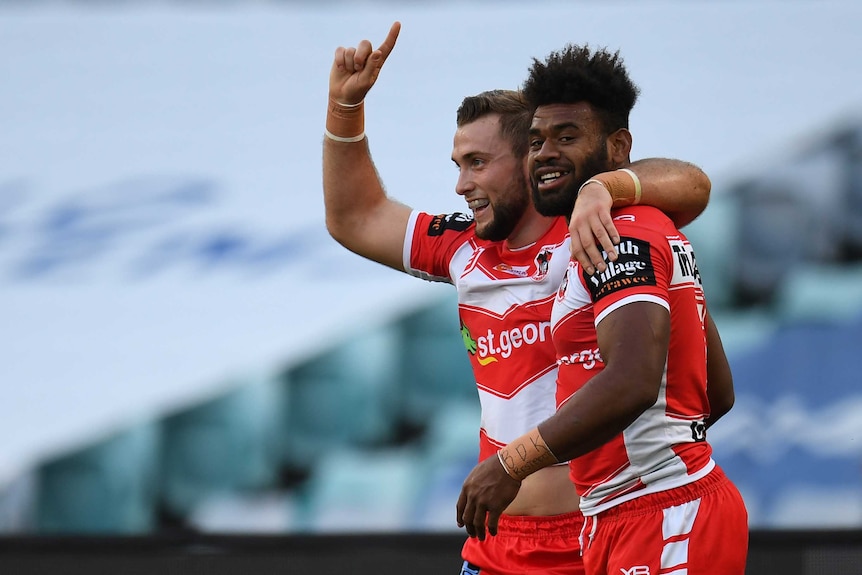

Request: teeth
left=468, top=199, right=489, bottom=210
left=541, top=172, right=562, bottom=183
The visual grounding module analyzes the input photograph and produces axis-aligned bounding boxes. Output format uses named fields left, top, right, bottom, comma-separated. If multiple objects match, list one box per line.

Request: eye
left=529, top=137, right=543, bottom=150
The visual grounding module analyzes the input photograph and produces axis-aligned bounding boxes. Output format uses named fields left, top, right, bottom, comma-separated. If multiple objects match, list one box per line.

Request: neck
left=505, top=208, right=558, bottom=250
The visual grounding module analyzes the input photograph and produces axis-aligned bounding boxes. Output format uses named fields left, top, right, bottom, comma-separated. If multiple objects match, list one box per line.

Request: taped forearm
left=325, top=98, right=365, bottom=143
left=496, top=427, right=559, bottom=482
left=580, top=168, right=642, bottom=207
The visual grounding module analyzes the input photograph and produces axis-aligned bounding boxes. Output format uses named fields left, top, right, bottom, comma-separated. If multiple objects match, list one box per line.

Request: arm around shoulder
left=626, top=158, right=711, bottom=228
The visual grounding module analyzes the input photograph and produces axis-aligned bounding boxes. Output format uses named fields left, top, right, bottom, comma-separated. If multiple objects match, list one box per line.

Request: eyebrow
left=529, top=121, right=581, bottom=135
left=452, top=150, right=480, bottom=165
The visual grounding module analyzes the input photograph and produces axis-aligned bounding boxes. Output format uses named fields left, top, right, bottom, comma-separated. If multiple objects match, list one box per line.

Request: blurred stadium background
left=1, top=0, right=861, bottom=573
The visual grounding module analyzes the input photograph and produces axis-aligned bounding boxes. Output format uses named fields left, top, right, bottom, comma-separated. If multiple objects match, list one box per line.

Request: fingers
left=571, top=220, right=614, bottom=275
left=574, top=217, right=618, bottom=274
left=486, top=509, right=501, bottom=538
left=570, top=180, right=621, bottom=273
left=339, top=40, right=373, bottom=77
left=352, top=40, right=373, bottom=71
left=569, top=221, right=592, bottom=273
left=571, top=244, right=593, bottom=276
left=332, top=46, right=347, bottom=72
left=569, top=200, right=621, bottom=274
left=468, top=502, right=487, bottom=541
left=343, top=46, right=357, bottom=73
left=360, top=21, right=400, bottom=84
left=456, top=489, right=486, bottom=540
left=377, top=21, right=401, bottom=61
left=348, top=22, right=400, bottom=75
left=594, top=212, right=620, bottom=264
left=330, top=21, right=401, bottom=100
left=336, top=21, right=399, bottom=70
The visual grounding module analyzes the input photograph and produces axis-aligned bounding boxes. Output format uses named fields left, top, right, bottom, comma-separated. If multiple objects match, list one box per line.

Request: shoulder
left=420, top=212, right=476, bottom=237
left=609, top=206, right=678, bottom=249
left=611, top=205, right=675, bottom=231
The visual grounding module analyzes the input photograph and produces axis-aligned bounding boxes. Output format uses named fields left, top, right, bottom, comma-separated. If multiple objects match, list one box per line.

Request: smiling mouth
left=537, top=169, right=570, bottom=187
left=468, top=199, right=490, bottom=212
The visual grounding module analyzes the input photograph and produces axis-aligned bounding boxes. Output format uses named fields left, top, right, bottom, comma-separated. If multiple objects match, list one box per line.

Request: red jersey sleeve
left=405, top=210, right=476, bottom=283
left=580, top=206, right=676, bottom=324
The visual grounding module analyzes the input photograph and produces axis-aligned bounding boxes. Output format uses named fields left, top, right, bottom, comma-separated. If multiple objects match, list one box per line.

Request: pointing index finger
left=377, top=21, right=401, bottom=63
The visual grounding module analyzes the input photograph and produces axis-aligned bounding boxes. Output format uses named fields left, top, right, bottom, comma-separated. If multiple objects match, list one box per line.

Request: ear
left=606, top=128, right=632, bottom=167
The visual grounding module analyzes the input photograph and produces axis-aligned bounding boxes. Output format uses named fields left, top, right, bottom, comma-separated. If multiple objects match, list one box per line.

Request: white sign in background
left=0, top=1, right=860, bottom=485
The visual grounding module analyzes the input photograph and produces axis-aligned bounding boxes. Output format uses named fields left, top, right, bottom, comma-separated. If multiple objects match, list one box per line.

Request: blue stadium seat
left=297, top=447, right=421, bottom=532
left=418, top=400, right=480, bottom=467
left=411, top=400, right=480, bottom=531
left=712, top=314, right=862, bottom=527
left=832, top=124, right=862, bottom=258
left=413, top=456, right=475, bottom=532
left=732, top=187, right=811, bottom=306
left=187, top=490, right=303, bottom=533
left=768, top=484, right=862, bottom=528
left=709, top=308, right=777, bottom=361
left=681, top=190, right=741, bottom=310
left=36, top=422, right=160, bottom=533
left=396, top=293, right=477, bottom=426
left=0, top=471, right=36, bottom=533
left=158, top=376, right=283, bottom=518
left=727, top=319, right=861, bottom=403
left=775, top=263, right=862, bottom=325
left=277, top=323, right=403, bottom=471
left=731, top=150, right=845, bottom=306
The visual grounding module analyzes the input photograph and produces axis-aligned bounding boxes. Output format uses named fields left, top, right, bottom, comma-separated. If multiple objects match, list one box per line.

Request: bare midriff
left=503, top=464, right=580, bottom=516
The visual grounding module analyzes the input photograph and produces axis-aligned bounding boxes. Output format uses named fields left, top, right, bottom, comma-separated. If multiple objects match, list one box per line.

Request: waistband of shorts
left=493, top=510, right=585, bottom=538
left=596, top=466, right=729, bottom=519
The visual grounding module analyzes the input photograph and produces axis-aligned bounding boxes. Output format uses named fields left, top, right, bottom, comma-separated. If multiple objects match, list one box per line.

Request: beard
left=475, top=169, right=531, bottom=242
left=531, top=144, right=612, bottom=218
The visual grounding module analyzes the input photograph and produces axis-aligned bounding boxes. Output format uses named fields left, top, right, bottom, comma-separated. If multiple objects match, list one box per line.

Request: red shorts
left=461, top=510, right=586, bottom=575
left=580, top=467, right=748, bottom=575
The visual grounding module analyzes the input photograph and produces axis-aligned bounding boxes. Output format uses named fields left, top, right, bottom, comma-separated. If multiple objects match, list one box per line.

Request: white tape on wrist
left=324, top=129, right=366, bottom=143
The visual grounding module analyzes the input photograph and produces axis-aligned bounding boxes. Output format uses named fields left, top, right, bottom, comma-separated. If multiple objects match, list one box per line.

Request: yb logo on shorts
left=620, top=566, right=650, bottom=575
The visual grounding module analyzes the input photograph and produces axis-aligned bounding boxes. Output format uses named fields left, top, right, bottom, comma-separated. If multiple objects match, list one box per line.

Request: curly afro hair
left=522, top=44, right=640, bottom=134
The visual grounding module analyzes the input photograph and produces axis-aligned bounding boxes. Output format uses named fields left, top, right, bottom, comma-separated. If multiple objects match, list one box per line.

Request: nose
left=532, top=139, right=559, bottom=163
left=455, top=169, right=474, bottom=196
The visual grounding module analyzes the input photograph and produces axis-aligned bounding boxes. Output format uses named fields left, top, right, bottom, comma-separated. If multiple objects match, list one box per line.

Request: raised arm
left=570, top=159, right=710, bottom=275
left=322, top=21, right=412, bottom=271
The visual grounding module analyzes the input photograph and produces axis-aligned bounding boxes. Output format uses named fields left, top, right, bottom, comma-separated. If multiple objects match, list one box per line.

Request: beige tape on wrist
left=496, top=427, right=558, bottom=482
left=583, top=168, right=642, bottom=207
left=325, top=98, right=365, bottom=143
left=619, top=168, right=642, bottom=205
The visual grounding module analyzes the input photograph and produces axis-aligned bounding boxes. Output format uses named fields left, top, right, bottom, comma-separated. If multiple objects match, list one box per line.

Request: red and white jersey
left=552, top=205, right=714, bottom=516
left=404, top=210, right=570, bottom=461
